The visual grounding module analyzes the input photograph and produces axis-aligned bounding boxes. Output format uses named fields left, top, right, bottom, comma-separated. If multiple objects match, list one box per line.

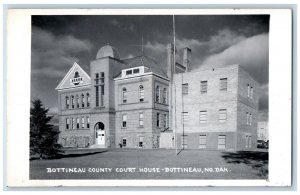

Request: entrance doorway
left=94, top=122, right=105, bottom=145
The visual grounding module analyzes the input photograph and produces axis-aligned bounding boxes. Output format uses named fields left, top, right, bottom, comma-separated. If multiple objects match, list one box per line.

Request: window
left=72, top=118, right=75, bottom=129
left=182, top=83, right=188, bottom=95
left=122, top=138, right=127, bottom=147
left=247, top=84, right=250, bottom=97
left=163, top=114, right=167, bottom=128
left=219, top=109, right=227, bottom=123
left=100, top=85, right=104, bottom=106
left=245, top=135, right=252, bottom=149
left=155, top=86, right=160, bottom=102
left=66, top=118, right=70, bottom=129
left=199, top=135, right=207, bottom=149
left=163, top=88, right=167, bottom=104
left=218, top=135, right=226, bottom=149
left=122, top=88, right=127, bottom=103
left=248, top=136, right=252, bottom=149
left=220, top=78, right=227, bottom=91
left=157, top=113, right=160, bottom=127
left=87, top=117, right=90, bottom=128
left=76, top=118, right=80, bottom=129
left=81, top=117, right=85, bottom=128
left=95, top=86, right=99, bottom=107
left=182, top=112, right=189, bottom=125
left=71, top=96, right=75, bottom=108
left=126, top=69, right=132, bottom=75
left=76, top=95, right=80, bottom=108
left=81, top=94, right=85, bottom=107
left=246, top=112, right=252, bottom=125
left=65, top=96, right=70, bottom=109
left=250, top=87, right=253, bottom=99
left=100, top=72, right=105, bottom=84
left=86, top=93, right=90, bottom=107
left=247, top=84, right=254, bottom=99
left=133, top=68, right=140, bottom=74
left=200, top=81, right=207, bottom=94
left=199, top=110, right=207, bottom=124
left=95, top=72, right=104, bottom=107
left=139, top=113, right=144, bottom=127
left=139, top=85, right=144, bottom=102
left=122, top=114, right=127, bottom=128
left=138, top=136, right=144, bottom=147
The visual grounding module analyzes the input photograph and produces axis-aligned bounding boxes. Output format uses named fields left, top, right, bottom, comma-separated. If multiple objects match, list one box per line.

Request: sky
left=31, top=15, right=269, bottom=121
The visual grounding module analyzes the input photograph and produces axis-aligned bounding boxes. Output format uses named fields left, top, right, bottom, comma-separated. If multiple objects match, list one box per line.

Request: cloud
left=108, top=19, right=135, bottom=32
left=207, top=29, right=246, bottom=53
left=258, top=109, right=269, bottom=121
left=31, top=27, right=92, bottom=79
left=199, top=33, right=269, bottom=85
left=259, top=84, right=269, bottom=111
left=176, top=38, right=204, bottom=50
left=193, top=33, right=269, bottom=117
left=144, top=41, right=166, bottom=53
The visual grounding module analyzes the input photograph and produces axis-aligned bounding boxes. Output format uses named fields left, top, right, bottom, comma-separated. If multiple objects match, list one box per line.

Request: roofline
left=56, top=84, right=91, bottom=91
left=55, top=62, right=91, bottom=90
left=92, top=56, right=125, bottom=64
left=114, top=72, right=170, bottom=82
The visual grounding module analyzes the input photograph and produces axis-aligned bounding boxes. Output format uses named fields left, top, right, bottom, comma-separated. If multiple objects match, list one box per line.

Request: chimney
left=183, top=47, right=191, bottom=72
left=167, top=43, right=176, bottom=79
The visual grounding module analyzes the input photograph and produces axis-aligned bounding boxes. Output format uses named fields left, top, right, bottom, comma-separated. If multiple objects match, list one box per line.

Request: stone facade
left=173, top=65, right=259, bottom=150
left=56, top=44, right=259, bottom=151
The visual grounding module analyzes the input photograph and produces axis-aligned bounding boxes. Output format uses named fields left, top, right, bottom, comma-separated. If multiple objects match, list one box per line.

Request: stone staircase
left=89, top=144, right=106, bottom=149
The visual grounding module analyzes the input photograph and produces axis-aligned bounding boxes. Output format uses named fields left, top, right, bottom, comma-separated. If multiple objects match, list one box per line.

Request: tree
left=30, top=99, right=63, bottom=159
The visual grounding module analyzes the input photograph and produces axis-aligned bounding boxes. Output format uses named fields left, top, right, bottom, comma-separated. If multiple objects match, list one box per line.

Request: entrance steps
left=89, top=144, right=106, bottom=149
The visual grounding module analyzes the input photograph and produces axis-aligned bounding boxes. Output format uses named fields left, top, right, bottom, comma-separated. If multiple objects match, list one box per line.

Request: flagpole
left=172, top=15, right=178, bottom=156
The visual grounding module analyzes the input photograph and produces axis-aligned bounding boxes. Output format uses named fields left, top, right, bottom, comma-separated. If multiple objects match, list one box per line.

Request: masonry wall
left=58, top=86, right=92, bottom=148
left=172, top=65, right=239, bottom=150
left=176, top=132, right=236, bottom=150
left=114, top=73, right=169, bottom=148
left=236, top=66, right=260, bottom=150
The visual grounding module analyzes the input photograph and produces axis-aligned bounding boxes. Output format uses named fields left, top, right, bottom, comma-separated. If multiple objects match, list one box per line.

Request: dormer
left=121, top=66, right=149, bottom=78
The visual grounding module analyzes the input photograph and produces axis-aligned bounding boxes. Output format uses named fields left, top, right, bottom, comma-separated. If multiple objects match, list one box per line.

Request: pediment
left=55, top=62, right=91, bottom=90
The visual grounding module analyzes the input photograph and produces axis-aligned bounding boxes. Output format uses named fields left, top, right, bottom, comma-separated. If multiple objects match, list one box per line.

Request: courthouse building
left=56, top=43, right=259, bottom=150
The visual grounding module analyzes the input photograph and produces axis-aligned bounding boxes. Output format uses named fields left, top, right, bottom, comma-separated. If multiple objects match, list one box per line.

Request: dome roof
left=96, top=44, right=120, bottom=59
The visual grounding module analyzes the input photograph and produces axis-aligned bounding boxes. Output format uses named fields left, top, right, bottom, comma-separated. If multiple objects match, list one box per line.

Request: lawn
left=30, top=149, right=268, bottom=180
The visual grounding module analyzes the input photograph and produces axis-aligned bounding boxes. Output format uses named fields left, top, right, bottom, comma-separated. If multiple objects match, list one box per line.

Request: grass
left=30, top=149, right=268, bottom=180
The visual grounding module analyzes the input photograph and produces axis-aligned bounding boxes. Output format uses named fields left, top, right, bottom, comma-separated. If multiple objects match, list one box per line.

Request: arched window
left=76, top=95, right=80, bottom=108
left=139, top=85, right=144, bottom=102
left=66, top=118, right=70, bottom=129
left=163, top=88, right=167, bottom=104
left=71, top=95, right=75, bottom=109
left=81, top=94, right=85, bottom=107
left=122, top=87, right=127, bottom=103
left=155, top=86, right=160, bottom=102
left=86, top=93, right=90, bottom=107
left=65, top=96, right=69, bottom=109
left=87, top=116, right=90, bottom=128
left=76, top=118, right=80, bottom=129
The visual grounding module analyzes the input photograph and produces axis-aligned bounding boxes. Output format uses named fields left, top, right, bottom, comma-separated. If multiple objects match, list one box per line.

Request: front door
left=94, top=122, right=105, bottom=146
left=96, top=130, right=105, bottom=145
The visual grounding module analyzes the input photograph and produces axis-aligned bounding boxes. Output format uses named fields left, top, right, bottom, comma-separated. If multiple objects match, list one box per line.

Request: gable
left=55, top=62, right=91, bottom=91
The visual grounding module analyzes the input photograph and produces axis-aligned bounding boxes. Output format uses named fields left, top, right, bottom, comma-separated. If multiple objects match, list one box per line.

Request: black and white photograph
left=5, top=8, right=293, bottom=187
left=29, top=14, right=269, bottom=180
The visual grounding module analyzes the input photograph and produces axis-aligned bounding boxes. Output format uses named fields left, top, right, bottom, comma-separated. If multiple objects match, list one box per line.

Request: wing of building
left=55, top=44, right=259, bottom=151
